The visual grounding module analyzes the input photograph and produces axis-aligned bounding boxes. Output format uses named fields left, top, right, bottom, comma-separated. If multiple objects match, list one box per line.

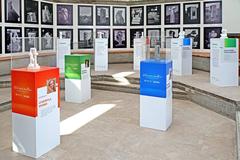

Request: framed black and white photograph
left=78, top=29, right=93, bottom=49
left=165, top=4, right=180, bottom=25
left=0, top=27, right=1, bottom=53
left=130, top=6, right=144, bottom=26
left=25, top=28, right=39, bottom=51
left=204, top=27, right=222, bottom=49
left=130, top=29, right=144, bottom=48
left=164, top=28, right=180, bottom=38
left=5, top=0, right=21, bottom=23
left=147, top=5, right=161, bottom=25
left=57, top=4, right=73, bottom=25
left=78, top=5, right=93, bottom=25
left=96, top=29, right=110, bottom=48
left=147, top=28, right=161, bottom=48
left=96, top=6, right=110, bottom=26
left=183, top=2, right=200, bottom=24
left=183, top=27, right=200, bottom=49
left=5, top=27, right=22, bottom=53
left=24, top=0, right=38, bottom=24
left=113, top=29, right=126, bottom=48
left=0, top=1, right=2, bottom=22
left=204, top=1, right=222, bottom=24
left=41, top=2, right=53, bottom=25
left=41, top=28, right=53, bottom=50
left=113, top=7, right=126, bottom=26
left=57, top=29, right=73, bottom=49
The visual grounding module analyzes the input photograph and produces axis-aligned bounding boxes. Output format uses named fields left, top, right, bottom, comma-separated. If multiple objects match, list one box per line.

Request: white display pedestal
left=171, top=38, right=192, bottom=75
left=95, top=38, right=108, bottom=71
left=210, top=38, right=239, bottom=86
left=57, top=39, right=71, bottom=73
left=140, top=60, right=172, bottom=131
left=134, top=37, right=146, bottom=70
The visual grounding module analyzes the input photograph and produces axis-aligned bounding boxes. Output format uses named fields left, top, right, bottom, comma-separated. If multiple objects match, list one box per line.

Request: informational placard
left=134, top=37, right=146, bottom=70
left=57, top=39, right=71, bottom=73
left=95, top=38, right=108, bottom=71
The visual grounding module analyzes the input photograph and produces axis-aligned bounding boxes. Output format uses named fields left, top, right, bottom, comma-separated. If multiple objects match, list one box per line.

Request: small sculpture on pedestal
left=220, top=29, right=228, bottom=39
left=28, top=48, right=40, bottom=69
left=179, top=31, right=185, bottom=39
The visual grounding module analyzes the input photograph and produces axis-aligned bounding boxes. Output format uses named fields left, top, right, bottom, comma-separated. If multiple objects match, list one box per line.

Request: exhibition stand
left=65, top=54, right=91, bottom=103
left=171, top=33, right=192, bottom=76
left=95, top=33, right=108, bottom=71
left=11, top=66, right=60, bottom=158
left=57, top=38, right=71, bottom=73
left=134, top=36, right=146, bottom=70
left=140, top=60, right=172, bottom=131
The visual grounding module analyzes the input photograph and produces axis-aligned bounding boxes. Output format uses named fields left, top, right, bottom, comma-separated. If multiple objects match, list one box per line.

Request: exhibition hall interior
left=0, top=0, right=240, bottom=159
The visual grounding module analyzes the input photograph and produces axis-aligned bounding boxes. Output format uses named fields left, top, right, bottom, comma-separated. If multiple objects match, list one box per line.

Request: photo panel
left=204, top=27, right=222, bottom=49
left=25, top=27, right=39, bottom=51
left=113, top=29, right=127, bottom=48
left=41, top=2, right=53, bottom=25
left=204, top=1, right=222, bottom=24
left=57, top=4, right=73, bottom=25
left=41, top=28, right=53, bottom=50
left=164, top=4, right=180, bottom=25
left=96, top=6, right=110, bottom=26
left=130, top=6, right=144, bottom=26
left=164, top=28, right=180, bottom=48
left=130, top=29, right=144, bottom=48
left=183, top=2, right=200, bottom=24
left=147, top=28, right=161, bottom=48
left=5, top=0, right=21, bottom=23
left=147, top=5, right=161, bottom=25
left=24, top=0, right=38, bottom=24
left=78, top=5, right=93, bottom=25
left=96, top=29, right=111, bottom=48
left=57, top=29, right=73, bottom=49
left=0, top=0, right=2, bottom=22
left=0, top=27, right=2, bottom=53
left=5, top=27, right=22, bottom=53
left=113, top=7, right=126, bottom=26
left=78, top=29, right=93, bottom=49
left=183, top=27, right=200, bottom=49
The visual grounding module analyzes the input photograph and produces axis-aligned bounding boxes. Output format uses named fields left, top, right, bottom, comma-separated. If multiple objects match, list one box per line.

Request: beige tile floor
left=0, top=89, right=236, bottom=160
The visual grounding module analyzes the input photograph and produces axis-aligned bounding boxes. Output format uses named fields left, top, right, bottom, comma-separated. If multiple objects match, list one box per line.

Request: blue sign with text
left=183, top=38, right=191, bottom=46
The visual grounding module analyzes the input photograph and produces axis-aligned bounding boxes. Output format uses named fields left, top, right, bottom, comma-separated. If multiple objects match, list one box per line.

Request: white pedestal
left=95, top=38, right=108, bottom=71
left=134, top=38, right=146, bottom=70
left=57, top=39, right=71, bottom=73
left=171, top=38, right=192, bottom=75
left=210, top=38, right=239, bottom=87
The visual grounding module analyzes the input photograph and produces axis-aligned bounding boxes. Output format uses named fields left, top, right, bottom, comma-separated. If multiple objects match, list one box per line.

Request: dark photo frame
left=57, top=4, right=73, bottom=26
left=130, top=29, right=144, bottom=48
left=57, top=29, right=73, bottom=49
left=41, top=28, right=54, bottom=50
left=24, top=0, right=39, bottom=24
left=78, top=29, right=93, bottom=49
left=5, top=0, right=21, bottom=23
left=0, top=27, right=2, bottom=53
left=130, top=6, right=144, bottom=26
left=204, top=1, right=222, bottom=24
left=147, top=28, right=161, bottom=48
left=164, top=4, right=180, bottom=25
left=78, top=5, right=93, bottom=25
left=183, top=27, right=200, bottom=49
left=113, top=29, right=127, bottom=48
left=204, top=27, right=222, bottom=49
left=25, top=27, right=39, bottom=51
left=96, top=6, right=110, bottom=26
left=5, top=27, right=22, bottom=53
left=183, top=2, right=200, bottom=24
left=41, top=2, right=53, bottom=25
left=113, top=7, right=127, bottom=26
left=164, top=28, right=180, bottom=38
left=96, top=29, right=111, bottom=48
left=147, top=5, right=161, bottom=25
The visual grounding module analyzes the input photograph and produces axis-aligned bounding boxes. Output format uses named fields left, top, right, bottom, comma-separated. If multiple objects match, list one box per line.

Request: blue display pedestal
left=140, top=60, right=172, bottom=131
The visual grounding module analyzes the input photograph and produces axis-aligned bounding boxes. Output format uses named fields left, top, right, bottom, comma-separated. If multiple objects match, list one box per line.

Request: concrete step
left=0, top=100, right=11, bottom=112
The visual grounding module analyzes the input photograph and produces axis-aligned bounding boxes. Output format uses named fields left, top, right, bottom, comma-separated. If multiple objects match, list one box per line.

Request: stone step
left=0, top=100, right=11, bottom=112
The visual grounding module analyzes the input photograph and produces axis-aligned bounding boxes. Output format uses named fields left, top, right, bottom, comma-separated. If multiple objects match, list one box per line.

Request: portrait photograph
left=147, top=5, right=161, bottom=25
left=147, top=28, right=161, bottom=48
left=113, top=7, right=126, bottom=26
left=96, top=6, right=110, bottom=26
left=165, top=4, right=180, bottom=25
left=130, top=29, right=144, bottom=48
left=57, top=29, right=73, bottom=49
left=25, top=27, right=39, bottom=51
left=204, top=27, right=222, bottom=49
left=57, top=4, right=73, bottom=25
left=78, top=29, right=93, bottom=49
left=47, top=78, right=56, bottom=94
left=41, top=28, right=53, bottom=50
left=41, top=2, right=53, bottom=25
left=78, top=5, right=93, bottom=25
left=204, top=1, right=222, bottom=24
left=5, top=0, right=21, bottom=23
left=24, top=0, right=38, bottom=24
left=183, top=27, right=200, bottom=49
left=113, top=29, right=126, bottom=48
left=130, top=6, right=144, bottom=26
left=5, top=27, right=22, bottom=53
left=96, top=29, right=110, bottom=48
left=183, top=2, right=200, bottom=24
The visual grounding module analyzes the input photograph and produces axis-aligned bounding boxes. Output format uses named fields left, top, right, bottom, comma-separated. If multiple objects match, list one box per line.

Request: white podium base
left=65, top=78, right=91, bottom=103
left=140, top=95, right=172, bottom=131
left=12, top=108, right=60, bottom=158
